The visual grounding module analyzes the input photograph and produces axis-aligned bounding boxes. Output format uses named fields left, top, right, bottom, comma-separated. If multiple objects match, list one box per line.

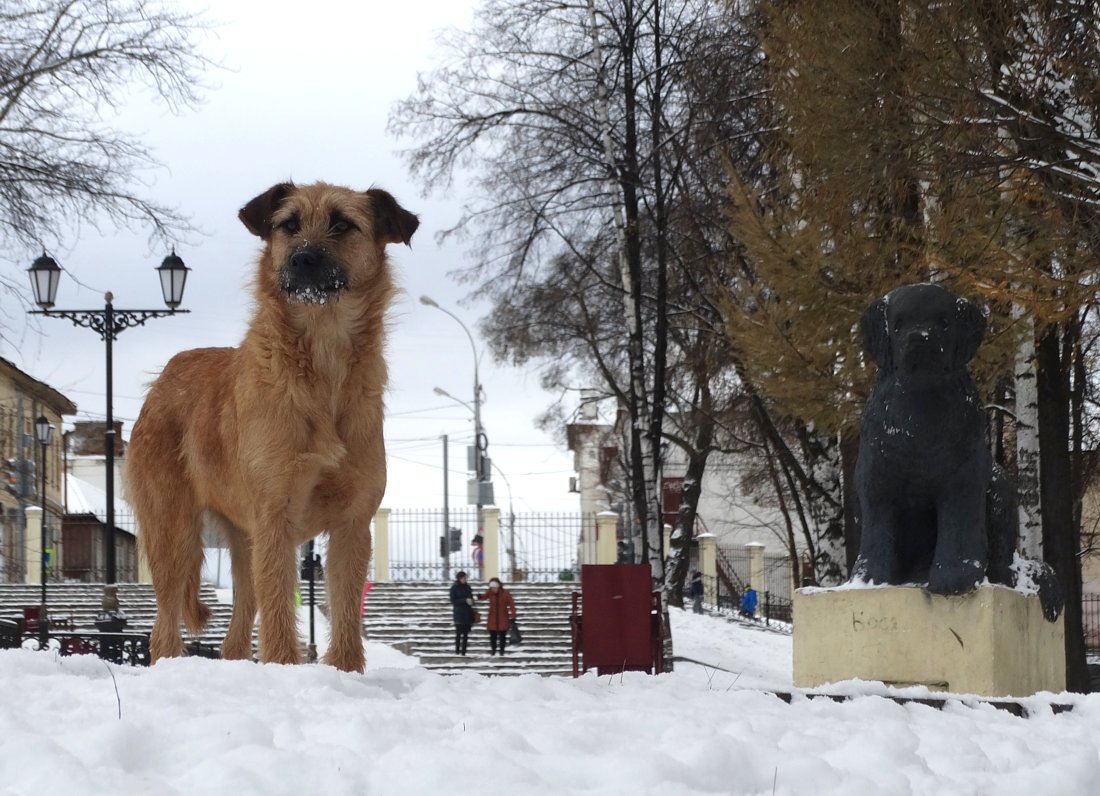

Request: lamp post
left=28, top=251, right=190, bottom=583
left=433, top=385, right=514, bottom=577
left=421, top=295, right=491, bottom=576
left=306, top=538, right=317, bottom=662
left=35, top=415, right=53, bottom=649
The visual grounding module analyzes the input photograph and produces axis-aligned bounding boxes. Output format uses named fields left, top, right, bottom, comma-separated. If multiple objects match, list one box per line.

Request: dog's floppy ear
left=954, top=296, right=985, bottom=367
left=366, top=188, right=419, bottom=247
left=239, top=182, right=295, bottom=239
left=860, top=297, right=891, bottom=370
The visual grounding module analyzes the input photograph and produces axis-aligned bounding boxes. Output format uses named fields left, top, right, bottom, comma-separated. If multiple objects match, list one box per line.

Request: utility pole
left=15, top=394, right=27, bottom=582
left=442, top=433, right=449, bottom=581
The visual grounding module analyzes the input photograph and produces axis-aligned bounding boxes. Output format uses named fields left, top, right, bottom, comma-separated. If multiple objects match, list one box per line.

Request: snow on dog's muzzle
left=279, top=246, right=348, bottom=303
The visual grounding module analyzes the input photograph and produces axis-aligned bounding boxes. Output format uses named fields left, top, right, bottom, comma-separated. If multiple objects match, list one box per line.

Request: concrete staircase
left=0, top=580, right=580, bottom=676
left=361, top=582, right=577, bottom=676
left=0, top=581, right=234, bottom=650
left=0, top=581, right=333, bottom=656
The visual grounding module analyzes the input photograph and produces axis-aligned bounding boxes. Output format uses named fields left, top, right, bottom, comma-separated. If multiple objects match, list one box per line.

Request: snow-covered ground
left=1, top=608, right=1098, bottom=795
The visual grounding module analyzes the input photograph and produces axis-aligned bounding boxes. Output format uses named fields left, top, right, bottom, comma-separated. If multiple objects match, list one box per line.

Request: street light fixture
left=35, top=415, right=53, bottom=649
left=433, top=385, right=472, bottom=412
left=432, top=384, right=517, bottom=578
left=420, top=295, right=491, bottom=577
left=28, top=252, right=191, bottom=583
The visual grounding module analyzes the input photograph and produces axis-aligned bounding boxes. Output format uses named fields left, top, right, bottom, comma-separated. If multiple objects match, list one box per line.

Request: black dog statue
left=852, top=283, right=1062, bottom=620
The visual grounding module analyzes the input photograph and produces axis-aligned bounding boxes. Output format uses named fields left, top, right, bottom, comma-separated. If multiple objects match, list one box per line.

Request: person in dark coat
left=477, top=577, right=517, bottom=656
left=449, top=571, right=475, bottom=656
left=690, top=571, right=705, bottom=614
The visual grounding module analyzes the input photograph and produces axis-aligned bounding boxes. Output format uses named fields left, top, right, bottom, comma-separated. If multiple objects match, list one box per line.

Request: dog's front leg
left=323, top=518, right=373, bottom=673
left=854, top=458, right=900, bottom=584
left=251, top=507, right=301, bottom=665
left=929, top=475, right=987, bottom=595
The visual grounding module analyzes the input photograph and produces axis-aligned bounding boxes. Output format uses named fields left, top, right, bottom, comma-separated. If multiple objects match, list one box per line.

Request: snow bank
left=0, top=608, right=1097, bottom=794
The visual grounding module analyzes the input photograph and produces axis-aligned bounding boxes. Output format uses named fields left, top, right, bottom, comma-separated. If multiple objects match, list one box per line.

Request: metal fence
left=384, top=509, right=590, bottom=583
left=715, top=546, right=794, bottom=623
left=508, top=512, right=592, bottom=583
left=1084, top=594, right=1100, bottom=659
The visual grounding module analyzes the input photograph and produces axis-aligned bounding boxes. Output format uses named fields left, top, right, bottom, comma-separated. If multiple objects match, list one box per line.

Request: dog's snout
left=279, top=245, right=348, bottom=302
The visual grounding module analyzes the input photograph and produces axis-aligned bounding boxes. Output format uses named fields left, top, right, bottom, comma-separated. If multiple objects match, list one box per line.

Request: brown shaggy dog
left=125, top=182, right=418, bottom=672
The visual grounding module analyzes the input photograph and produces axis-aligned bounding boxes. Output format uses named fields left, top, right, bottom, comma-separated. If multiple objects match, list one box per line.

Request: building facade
left=0, top=357, right=76, bottom=582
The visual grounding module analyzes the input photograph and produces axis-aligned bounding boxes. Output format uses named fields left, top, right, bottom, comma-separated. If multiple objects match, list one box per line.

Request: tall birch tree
left=392, top=1, right=766, bottom=646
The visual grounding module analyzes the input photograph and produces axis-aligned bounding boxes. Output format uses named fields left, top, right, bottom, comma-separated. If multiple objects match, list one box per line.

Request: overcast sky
left=3, top=0, right=582, bottom=513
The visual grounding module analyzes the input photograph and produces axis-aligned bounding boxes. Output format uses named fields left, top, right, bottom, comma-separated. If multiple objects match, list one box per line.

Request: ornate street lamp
left=28, top=252, right=191, bottom=583
left=35, top=415, right=54, bottom=649
left=157, top=249, right=189, bottom=310
left=28, top=254, right=61, bottom=310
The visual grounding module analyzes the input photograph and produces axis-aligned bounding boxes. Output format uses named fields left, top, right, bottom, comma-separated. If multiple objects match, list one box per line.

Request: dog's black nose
left=290, top=249, right=322, bottom=271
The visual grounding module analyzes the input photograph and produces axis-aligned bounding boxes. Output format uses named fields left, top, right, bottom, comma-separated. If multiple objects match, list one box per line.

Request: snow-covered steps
left=0, top=581, right=309, bottom=658
left=360, top=581, right=578, bottom=676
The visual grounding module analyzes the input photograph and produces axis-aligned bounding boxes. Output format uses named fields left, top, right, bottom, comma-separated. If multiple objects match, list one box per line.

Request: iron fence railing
left=1084, top=594, right=1100, bottom=659
left=385, top=507, right=480, bottom=581
left=508, top=512, right=591, bottom=583
left=383, top=509, right=590, bottom=583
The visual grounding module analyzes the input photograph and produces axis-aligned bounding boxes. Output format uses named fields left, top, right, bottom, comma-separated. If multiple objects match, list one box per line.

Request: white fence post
left=373, top=508, right=391, bottom=583
left=746, top=541, right=765, bottom=616
left=596, top=511, right=619, bottom=565
left=482, top=507, right=500, bottom=582
left=698, top=533, right=717, bottom=606
left=25, top=507, right=42, bottom=585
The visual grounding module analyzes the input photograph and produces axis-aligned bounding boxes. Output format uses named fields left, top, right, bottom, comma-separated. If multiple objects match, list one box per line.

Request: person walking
left=690, top=571, right=705, bottom=614
left=449, top=571, right=476, bottom=656
left=739, top=585, right=758, bottom=620
left=477, top=577, right=517, bottom=656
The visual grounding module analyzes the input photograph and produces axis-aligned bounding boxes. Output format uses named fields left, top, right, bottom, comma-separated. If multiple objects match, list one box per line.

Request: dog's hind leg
left=147, top=509, right=205, bottom=662
left=220, top=520, right=257, bottom=660
left=323, top=518, right=373, bottom=673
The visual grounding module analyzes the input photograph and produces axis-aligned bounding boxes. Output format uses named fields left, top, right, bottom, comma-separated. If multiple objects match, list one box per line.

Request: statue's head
left=860, top=283, right=985, bottom=383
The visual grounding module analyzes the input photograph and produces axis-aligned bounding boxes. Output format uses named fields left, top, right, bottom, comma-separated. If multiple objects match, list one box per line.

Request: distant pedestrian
left=739, top=585, right=758, bottom=620
left=690, top=571, right=704, bottom=614
left=449, top=571, right=476, bottom=656
left=478, top=577, right=517, bottom=656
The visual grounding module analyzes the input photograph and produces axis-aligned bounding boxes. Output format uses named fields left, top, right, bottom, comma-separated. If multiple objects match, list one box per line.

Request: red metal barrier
left=571, top=564, right=664, bottom=676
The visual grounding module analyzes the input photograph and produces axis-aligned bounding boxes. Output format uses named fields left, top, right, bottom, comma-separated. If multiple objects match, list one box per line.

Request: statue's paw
left=927, top=561, right=983, bottom=596
left=851, top=555, right=893, bottom=586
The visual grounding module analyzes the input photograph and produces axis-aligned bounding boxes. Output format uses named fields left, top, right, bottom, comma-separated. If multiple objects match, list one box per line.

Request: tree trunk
left=1014, top=306, right=1042, bottom=558
left=585, top=0, right=672, bottom=668
left=1036, top=322, right=1089, bottom=692
left=665, top=415, right=715, bottom=608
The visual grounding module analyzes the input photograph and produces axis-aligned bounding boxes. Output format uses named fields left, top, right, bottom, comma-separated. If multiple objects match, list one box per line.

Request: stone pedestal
left=793, top=584, right=1065, bottom=697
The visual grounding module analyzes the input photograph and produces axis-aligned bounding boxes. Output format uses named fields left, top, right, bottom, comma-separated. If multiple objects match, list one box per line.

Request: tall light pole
left=442, top=433, right=449, bottom=581
left=35, top=415, right=54, bottom=649
left=434, top=386, right=514, bottom=577
left=306, top=538, right=317, bottom=662
left=28, top=252, right=190, bottom=583
left=420, top=295, right=491, bottom=575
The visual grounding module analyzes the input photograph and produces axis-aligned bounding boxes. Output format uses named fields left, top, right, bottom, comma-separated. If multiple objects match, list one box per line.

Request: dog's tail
left=183, top=570, right=212, bottom=635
